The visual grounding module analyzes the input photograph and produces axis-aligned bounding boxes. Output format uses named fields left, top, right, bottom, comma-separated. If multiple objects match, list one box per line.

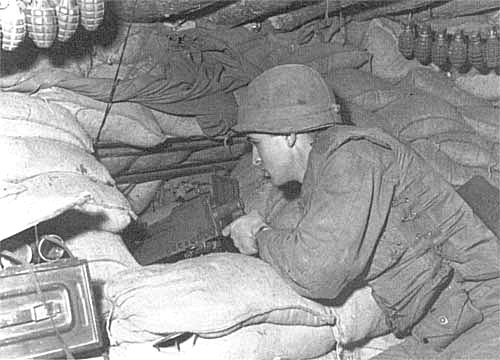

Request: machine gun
left=133, top=175, right=245, bottom=265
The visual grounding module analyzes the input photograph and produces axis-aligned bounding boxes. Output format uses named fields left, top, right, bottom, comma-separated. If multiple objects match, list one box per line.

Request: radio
left=0, top=258, right=102, bottom=359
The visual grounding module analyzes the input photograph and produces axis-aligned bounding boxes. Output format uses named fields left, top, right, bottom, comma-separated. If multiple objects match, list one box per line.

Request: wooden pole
left=106, top=0, right=230, bottom=22
left=202, top=0, right=322, bottom=27
left=106, top=0, right=322, bottom=24
left=418, top=0, right=500, bottom=18
left=354, top=0, right=448, bottom=22
left=268, top=0, right=401, bottom=32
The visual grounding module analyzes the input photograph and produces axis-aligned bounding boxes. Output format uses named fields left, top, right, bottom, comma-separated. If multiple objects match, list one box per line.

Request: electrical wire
left=94, top=0, right=138, bottom=148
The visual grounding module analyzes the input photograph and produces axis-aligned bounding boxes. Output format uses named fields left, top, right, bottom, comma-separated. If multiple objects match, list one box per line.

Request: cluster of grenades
left=0, top=0, right=104, bottom=51
left=398, top=22, right=500, bottom=74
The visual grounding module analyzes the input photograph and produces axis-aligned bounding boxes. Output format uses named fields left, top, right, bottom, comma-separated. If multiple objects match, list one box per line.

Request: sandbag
left=375, top=94, right=472, bottom=141
left=410, top=138, right=498, bottom=187
left=335, top=333, right=404, bottom=360
left=431, top=135, right=499, bottom=170
left=399, top=68, right=492, bottom=108
left=325, top=69, right=405, bottom=112
left=152, top=110, right=204, bottom=137
left=108, top=323, right=336, bottom=360
left=0, top=172, right=134, bottom=241
left=104, top=253, right=336, bottom=344
left=0, top=135, right=114, bottom=184
left=0, top=92, right=93, bottom=152
left=332, top=287, right=389, bottom=345
left=412, top=133, right=499, bottom=189
left=274, top=42, right=367, bottom=71
left=93, top=23, right=168, bottom=66
left=455, top=72, right=500, bottom=101
left=459, top=106, right=500, bottom=143
left=38, top=87, right=168, bottom=148
left=342, top=102, right=394, bottom=133
left=307, top=50, right=371, bottom=75
left=363, top=18, right=423, bottom=81
left=65, top=230, right=141, bottom=315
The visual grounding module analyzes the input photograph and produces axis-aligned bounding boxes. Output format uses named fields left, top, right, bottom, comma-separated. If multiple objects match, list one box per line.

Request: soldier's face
left=247, top=133, right=294, bottom=186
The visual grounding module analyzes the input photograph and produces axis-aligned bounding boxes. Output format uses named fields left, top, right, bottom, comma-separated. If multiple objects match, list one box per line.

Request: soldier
left=223, top=64, right=500, bottom=359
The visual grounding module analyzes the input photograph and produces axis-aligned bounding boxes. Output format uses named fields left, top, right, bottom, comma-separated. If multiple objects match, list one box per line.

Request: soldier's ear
left=286, top=133, right=296, bottom=148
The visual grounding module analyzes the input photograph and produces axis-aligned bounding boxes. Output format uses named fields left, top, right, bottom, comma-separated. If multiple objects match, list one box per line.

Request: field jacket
left=256, top=125, right=499, bottom=350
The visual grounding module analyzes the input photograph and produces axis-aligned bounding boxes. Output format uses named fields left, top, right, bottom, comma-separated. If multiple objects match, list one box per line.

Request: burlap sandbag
left=410, top=136, right=499, bottom=188
left=335, top=333, right=404, bottom=360
left=455, top=72, right=500, bottom=101
left=459, top=106, right=500, bottom=143
left=108, top=323, right=336, bottom=360
left=38, top=87, right=168, bottom=148
left=410, top=138, right=498, bottom=187
left=0, top=172, right=135, bottom=240
left=0, top=135, right=114, bottom=184
left=105, top=253, right=336, bottom=344
left=0, top=91, right=93, bottom=152
left=152, top=109, right=204, bottom=137
left=375, top=94, right=473, bottom=141
left=425, top=132, right=499, bottom=171
left=363, top=18, right=423, bottom=81
left=65, top=230, right=141, bottom=316
left=332, top=287, right=389, bottom=345
left=399, top=68, right=491, bottom=108
left=325, top=69, right=402, bottom=112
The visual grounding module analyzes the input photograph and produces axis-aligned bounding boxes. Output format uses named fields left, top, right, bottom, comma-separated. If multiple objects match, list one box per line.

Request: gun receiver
left=133, top=175, right=244, bottom=265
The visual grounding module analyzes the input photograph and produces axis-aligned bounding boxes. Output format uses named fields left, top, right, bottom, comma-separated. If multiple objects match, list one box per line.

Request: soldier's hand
left=222, top=210, right=268, bottom=255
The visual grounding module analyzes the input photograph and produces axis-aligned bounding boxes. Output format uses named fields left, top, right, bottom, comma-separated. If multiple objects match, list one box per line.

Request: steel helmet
left=234, top=64, right=340, bottom=134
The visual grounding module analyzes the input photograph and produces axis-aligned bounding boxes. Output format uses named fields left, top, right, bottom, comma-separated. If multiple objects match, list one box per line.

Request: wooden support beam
left=354, top=0, right=448, bottom=22
left=203, top=0, right=322, bottom=27
left=106, top=0, right=231, bottom=22
left=106, top=0, right=324, bottom=24
left=268, top=1, right=338, bottom=32
left=419, top=0, right=500, bottom=18
left=268, top=0, right=400, bottom=32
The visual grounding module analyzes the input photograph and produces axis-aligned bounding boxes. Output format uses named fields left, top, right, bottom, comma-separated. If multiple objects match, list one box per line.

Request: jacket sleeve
left=256, top=143, right=395, bottom=300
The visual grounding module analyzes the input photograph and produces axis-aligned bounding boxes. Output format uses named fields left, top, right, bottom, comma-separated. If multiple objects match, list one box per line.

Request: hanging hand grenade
left=77, top=0, right=104, bottom=31
left=468, top=32, right=485, bottom=73
left=448, top=30, right=467, bottom=73
left=0, top=0, right=26, bottom=51
left=56, top=0, right=80, bottom=42
left=485, top=27, right=499, bottom=72
left=398, top=22, right=415, bottom=59
left=431, top=29, right=449, bottom=69
left=25, top=0, right=57, bottom=48
left=414, top=23, right=432, bottom=65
